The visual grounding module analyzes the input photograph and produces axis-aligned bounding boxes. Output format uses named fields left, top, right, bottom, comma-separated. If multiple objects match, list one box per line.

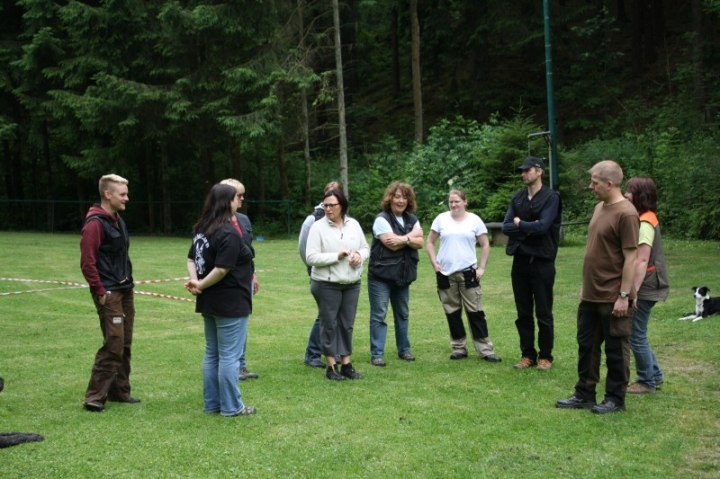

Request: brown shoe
left=627, top=381, right=656, bottom=394
left=536, top=359, right=552, bottom=371
left=513, top=357, right=536, bottom=369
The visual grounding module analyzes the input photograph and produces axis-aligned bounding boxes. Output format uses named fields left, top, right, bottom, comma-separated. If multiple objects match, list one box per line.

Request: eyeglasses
left=322, top=203, right=340, bottom=209
left=236, top=194, right=245, bottom=199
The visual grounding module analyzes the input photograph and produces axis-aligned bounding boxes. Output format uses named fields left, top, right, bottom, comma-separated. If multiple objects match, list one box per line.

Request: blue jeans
left=202, top=314, right=248, bottom=416
left=630, top=299, right=663, bottom=388
left=304, top=316, right=322, bottom=362
left=369, top=277, right=411, bottom=358
left=239, top=280, right=254, bottom=369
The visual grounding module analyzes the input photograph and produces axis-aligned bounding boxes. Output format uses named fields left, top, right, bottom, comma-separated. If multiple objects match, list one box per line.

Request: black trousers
left=511, top=255, right=555, bottom=362
left=573, top=301, right=630, bottom=405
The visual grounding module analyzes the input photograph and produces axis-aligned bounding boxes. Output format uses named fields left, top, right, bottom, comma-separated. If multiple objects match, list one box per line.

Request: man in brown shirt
left=556, top=161, right=638, bottom=414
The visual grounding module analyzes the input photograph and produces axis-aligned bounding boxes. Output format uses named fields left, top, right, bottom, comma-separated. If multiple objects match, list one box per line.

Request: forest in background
left=1, top=0, right=719, bottom=239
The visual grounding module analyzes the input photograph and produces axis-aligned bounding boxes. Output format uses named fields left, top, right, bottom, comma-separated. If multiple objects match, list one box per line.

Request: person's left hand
left=348, top=251, right=363, bottom=267
left=612, top=297, right=629, bottom=317
left=184, top=280, right=202, bottom=296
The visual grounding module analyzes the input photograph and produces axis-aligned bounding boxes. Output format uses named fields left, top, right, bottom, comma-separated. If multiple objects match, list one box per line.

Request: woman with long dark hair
left=185, top=184, right=256, bottom=416
left=625, top=177, right=669, bottom=394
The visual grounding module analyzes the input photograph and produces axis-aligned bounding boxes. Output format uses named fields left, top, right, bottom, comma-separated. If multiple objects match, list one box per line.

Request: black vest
left=505, top=186, right=562, bottom=261
left=86, top=214, right=133, bottom=290
left=368, top=211, right=420, bottom=286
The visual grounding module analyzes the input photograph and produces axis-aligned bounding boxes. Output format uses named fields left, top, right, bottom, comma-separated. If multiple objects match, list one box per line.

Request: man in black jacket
left=502, top=157, right=562, bottom=371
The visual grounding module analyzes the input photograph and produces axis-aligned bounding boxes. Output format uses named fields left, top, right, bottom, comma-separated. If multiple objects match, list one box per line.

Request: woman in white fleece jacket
left=306, top=189, right=370, bottom=381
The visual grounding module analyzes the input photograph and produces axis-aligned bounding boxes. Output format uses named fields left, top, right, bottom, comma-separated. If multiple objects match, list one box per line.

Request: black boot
left=340, top=363, right=363, bottom=380
left=326, top=364, right=345, bottom=381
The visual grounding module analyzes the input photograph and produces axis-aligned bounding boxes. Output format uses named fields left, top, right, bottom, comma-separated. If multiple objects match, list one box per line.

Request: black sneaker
left=340, top=363, right=363, bottom=380
left=326, top=365, right=346, bottom=381
left=592, top=399, right=626, bottom=414
left=449, top=351, right=468, bottom=360
left=83, top=400, right=105, bottom=412
left=555, top=394, right=596, bottom=409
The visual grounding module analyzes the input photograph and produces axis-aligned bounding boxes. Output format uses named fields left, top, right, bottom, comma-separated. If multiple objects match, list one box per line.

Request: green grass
left=1, top=231, right=719, bottom=478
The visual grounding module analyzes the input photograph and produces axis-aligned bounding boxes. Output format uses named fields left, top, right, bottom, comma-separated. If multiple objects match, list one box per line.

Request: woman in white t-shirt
left=426, top=189, right=501, bottom=363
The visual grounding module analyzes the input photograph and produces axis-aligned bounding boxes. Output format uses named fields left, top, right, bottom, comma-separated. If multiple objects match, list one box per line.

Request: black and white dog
left=678, top=286, right=720, bottom=322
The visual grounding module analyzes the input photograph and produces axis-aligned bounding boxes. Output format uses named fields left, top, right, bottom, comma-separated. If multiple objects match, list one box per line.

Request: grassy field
left=1, top=230, right=719, bottom=478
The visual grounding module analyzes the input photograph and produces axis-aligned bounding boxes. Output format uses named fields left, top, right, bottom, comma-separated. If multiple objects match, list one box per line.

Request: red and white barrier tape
left=0, top=285, right=87, bottom=296
left=133, top=277, right=190, bottom=285
left=134, top=290, right=196, bottom=303
left=1, top=277, right=194, bottom=302
left=0, top=278, right=86, bottom=287
left=1, top=276, right=189, bottom=286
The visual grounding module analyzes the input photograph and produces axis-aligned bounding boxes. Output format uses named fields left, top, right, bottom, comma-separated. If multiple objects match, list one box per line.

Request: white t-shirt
left=430, top=211, right=488, bottom=275
left=372, top=215, right=422, bottom=238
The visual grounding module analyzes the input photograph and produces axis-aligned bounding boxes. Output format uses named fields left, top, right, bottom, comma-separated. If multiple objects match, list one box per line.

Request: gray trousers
left=310, top=279, right=361, bottom=358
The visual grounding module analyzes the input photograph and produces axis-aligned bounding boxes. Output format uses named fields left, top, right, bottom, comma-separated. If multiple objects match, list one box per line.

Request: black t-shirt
left=187, top=223, right=253, bottom=317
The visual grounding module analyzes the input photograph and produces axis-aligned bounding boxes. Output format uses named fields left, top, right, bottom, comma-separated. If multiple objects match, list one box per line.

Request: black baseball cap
left=517, top=156, right=546, bottom=171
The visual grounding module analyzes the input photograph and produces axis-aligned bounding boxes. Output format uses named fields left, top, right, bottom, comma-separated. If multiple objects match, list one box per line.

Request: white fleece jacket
left=306, top=215, right=370, bottom=284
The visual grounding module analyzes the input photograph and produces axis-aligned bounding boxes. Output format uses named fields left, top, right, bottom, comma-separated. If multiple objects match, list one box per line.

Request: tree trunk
left=691, top=0, right=708, bottom=119
left=160, top=141, right=172, bottom=234
left=254, top=140, right=266, bottom=217
left=142, top=142, right=155, bottom=231
left=631, top=0, right=644, bottom=71
left=332, top=0, right=349, bottom=195
left=298, top=0, right=312, bottom=207
left=391, top=5, right=401, bottom=98
left=42, top=120, right=53, bottom=231
left=278, top=135, right=289, bottom=199
left=231, top=138, right=242, bottom=183
left=410, top=0, right=423, bottom=144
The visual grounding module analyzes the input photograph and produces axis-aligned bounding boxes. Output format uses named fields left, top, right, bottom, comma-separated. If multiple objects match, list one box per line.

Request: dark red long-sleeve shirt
left=79, top=205, right=118, bottom=296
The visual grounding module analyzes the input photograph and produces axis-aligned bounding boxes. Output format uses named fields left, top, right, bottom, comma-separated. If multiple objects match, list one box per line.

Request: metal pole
left=543, top=0, right=559, bottom=191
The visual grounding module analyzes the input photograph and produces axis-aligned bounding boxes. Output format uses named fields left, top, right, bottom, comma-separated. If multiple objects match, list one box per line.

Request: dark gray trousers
left=310, top=280, right=361, bottom=358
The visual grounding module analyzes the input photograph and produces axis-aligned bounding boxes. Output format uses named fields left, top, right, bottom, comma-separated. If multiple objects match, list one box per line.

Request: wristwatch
left=619, top=291, right=629, bottom=299
left=405, top=236, right=410, bottom=245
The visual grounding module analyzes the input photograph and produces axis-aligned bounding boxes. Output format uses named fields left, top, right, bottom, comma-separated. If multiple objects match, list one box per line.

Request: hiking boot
left=399, top=352, right=416, bottom=361
left=239, top=367, right=259, bottom=380
left=340, top=363, right=363, bottom=380
left=371, top=357, right=386, bottom=367
left=556, top=395, right=596, bottom=409
left=627, top=381, right=656, bottom=394
left=514, top=357, right=536, bottom=369
left=482, top=354, right=502, bottom=363
left=326, top=365, right=345, bottom=381
left=449, top=351, right=468, bottom=360
left=592, top=399, right=626, bottom=414
left=536, top=359, right=552, bottom=371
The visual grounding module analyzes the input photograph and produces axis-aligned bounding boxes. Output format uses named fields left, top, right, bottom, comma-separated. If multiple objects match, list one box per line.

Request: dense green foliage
left=1, top=1, right=719, bottom=239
